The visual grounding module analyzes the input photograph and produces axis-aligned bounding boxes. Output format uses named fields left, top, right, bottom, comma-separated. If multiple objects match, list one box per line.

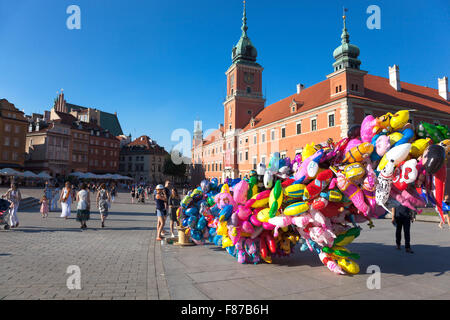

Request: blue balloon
left=188, top=216, right=198, bottom=228
left=185, top=207, right=198, bottom=217
left=226, top=246, right=236, bottom=256
left=196, top=216, right=207, bottom=230
left=392, top=128, right=414, bottom=148
left=213, top=234, right=222, bottom=246
left=191, top=229, right=202, bottom=241
left=182, top=218, right=189, bottom=227
left=209, top=228, right=217, bottom=238
left=219, top=204, right=233, bottom=222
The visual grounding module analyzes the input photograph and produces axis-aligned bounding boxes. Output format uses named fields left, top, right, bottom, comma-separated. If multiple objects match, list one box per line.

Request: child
left=40, top=195, right=49, bottom=218
left=439, top=194, right=450, bottom=229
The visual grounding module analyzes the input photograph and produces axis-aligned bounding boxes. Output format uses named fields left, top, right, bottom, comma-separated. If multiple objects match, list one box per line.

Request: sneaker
left=406, top=248, right=414, bottom=254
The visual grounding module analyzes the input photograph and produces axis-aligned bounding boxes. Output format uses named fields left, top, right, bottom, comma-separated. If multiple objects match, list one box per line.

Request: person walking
left=130, top=186, right=135, bottom=204
left=168, top=188, right=181, bottom=238
left=52, top=183, right=60, bottom=212
left=96, top=184, right=111, bottom=228
left=40, top=195, right=49, bottom=218
left=76, top=183, right=91, bottom=229
left=110, top=185, right=117, bottom=203
left=439, top=194, right=450, bottom=229
left=3, top=183, right=22, bottom=228
left=59, top=182, right=73, bottom=219
left=155, top=184, right=167, bottom=241
left=44, top=182, right=53, bottom=212
left=391, top=204, right=414, bottom=253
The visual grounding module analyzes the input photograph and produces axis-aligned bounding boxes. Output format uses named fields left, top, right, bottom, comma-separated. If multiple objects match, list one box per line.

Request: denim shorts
left=156, top=209, right=167, bottom=217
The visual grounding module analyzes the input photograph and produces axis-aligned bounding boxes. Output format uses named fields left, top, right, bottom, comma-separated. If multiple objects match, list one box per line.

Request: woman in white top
left=52, top=183, right=60, bottom=212
left=3, top=183, right=21, bottom=228
left=76, top=183, right=91, bottom=229
left=59, top=182, right=72, bottom=219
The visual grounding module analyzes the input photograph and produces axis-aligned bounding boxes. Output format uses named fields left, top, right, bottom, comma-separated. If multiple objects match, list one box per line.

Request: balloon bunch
left=179, top=110, right=448, bottom=275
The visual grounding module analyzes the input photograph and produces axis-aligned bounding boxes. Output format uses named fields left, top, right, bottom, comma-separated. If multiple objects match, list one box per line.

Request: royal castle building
left=190, top=5, right=450, bottom=186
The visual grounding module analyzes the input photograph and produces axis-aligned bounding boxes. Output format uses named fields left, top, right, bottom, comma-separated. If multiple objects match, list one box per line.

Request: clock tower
left=223, top=1, right=265, bottom=178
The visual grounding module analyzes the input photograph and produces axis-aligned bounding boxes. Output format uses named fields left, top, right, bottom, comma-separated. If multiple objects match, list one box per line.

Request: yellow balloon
left=410, top=138, right=431, bottom=158
left=390, top=110, right=409, bottom=131
left=257, top=208, right=271, bottom=222
left=221, top=236, right=233, bottom=248
left=220, top=184, right=230, bottom=194
left=337, top=258, right=360, bottom=274
left=302, top=142, right=316, bottom=160
left=388, top=132, right=403, bottom=145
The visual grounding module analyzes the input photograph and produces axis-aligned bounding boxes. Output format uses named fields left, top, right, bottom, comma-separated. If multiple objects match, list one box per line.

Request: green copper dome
left=332, top=16, right=361, bottom=71
left=232, top=2, right=258, bottom=64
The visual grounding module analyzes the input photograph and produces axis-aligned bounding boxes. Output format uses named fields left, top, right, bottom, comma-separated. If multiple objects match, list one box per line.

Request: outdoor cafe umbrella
left=37, top=172, right=52, bottom=179
left=22, top=171, right=39, bottom=179
left=0, top=168, right=23, bottom=177
left=69, top=172, right=86, bottom=178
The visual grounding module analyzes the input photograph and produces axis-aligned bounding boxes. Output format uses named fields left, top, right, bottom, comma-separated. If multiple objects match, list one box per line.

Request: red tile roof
left=126, top=135, right=167, bottom=154
left=241, top=73, right=449, bottom=131
left=358, top=74, right=450, bottom=113
left=203, top=127, right=224, bottom=146
left=243, top=79, right=338, bottom=130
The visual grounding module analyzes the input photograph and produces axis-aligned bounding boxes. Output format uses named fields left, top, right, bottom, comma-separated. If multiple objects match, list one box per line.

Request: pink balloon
left=361, top=115, right=376, bottom=143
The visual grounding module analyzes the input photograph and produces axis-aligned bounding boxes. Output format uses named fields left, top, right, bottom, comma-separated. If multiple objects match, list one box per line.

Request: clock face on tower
left=244, top=72, right=254, bottom=84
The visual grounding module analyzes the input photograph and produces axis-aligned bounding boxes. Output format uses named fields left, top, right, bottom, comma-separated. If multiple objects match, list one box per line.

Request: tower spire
left=241, top=1, right=248, bottom=36
left=341, top=7, right=349, bottom=44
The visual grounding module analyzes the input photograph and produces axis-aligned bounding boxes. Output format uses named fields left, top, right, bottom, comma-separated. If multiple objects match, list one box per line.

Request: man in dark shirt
left=391, top=204, right=414, bottom=253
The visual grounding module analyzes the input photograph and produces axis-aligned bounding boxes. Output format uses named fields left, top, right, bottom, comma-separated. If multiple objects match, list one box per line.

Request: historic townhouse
left=191, top=6, right=450, bottom=187
left=0, top=99, right=27, bottom=169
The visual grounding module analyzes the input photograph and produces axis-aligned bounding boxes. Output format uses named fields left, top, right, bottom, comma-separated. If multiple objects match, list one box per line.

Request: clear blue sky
left=0, top=0, right=449, bottom=155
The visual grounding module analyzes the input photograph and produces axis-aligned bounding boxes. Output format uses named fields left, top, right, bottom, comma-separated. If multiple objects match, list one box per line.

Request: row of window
left=3, top=137, right=21, bottom=148
left=122, top=163, right=162, bottom=172
left=119, top=156, right=162, bottom=162
left=239, top=114, right=335, bottom=145
left=4, top=124, right=22, bottom=134
left=89, top=159, right=117, bottom=167
left=1, top=150, right=19, bottom=161
left=90, top=139, right=118, bottom=148
left=204, top=162, right=223, bottom=173
left=72, top=154, right=88, bottom=163
left=89, top=148, right=118, bottom=157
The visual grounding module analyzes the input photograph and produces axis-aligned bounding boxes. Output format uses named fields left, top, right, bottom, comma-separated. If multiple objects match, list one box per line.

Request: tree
left=163, top=153, right=187, bottom=183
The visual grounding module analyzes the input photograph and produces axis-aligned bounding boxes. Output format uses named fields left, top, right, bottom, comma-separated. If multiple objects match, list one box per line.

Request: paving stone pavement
left=0, top=191, right=169, bottom=300
left=1, top=188, right=449, bottom=300
left=161, top=218, right=450, bottom=300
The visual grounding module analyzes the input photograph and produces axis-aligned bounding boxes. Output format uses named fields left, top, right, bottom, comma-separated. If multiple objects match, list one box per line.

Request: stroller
left=0, top=197, right=12, bottom=230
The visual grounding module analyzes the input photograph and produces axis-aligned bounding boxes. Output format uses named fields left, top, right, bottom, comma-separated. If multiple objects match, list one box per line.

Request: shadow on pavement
left=204, top=241, right=450, bottom=277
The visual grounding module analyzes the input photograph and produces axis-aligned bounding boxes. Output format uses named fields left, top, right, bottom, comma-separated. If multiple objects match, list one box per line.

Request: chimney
left=389, top=65, right=401, bottom=91
left=438, top=76, right=449, bottom=101
left=44, top=111, right=50, bottom=121
left=296, top=83, right=305, bottom=94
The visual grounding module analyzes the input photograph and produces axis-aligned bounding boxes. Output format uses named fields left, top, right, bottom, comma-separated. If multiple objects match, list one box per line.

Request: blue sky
left=0, top=0, right=449, bottom=155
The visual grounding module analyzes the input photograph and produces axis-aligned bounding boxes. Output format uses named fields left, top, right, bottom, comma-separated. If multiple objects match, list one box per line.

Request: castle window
left=296, top=122, right=302, bottom=135
left=351, top=84, right=354, bottom=90
left=281, top=127, right=286, bottom=138
left=311, top=118, right=317, bottom=131
left=339, top=85, right=342, bottom=92
left=328, top=113, right=335, bottom=127
left=355, top=84, right=359, bottom=91
left=271, top=129, right=275, bottom=141
left=261, top=133, right=265, bottom=143
left=245, top=151, right=248, bottom=161
left=247, top=87, right=252, bottom=94
left=336, top=87, right=339, bottom=93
